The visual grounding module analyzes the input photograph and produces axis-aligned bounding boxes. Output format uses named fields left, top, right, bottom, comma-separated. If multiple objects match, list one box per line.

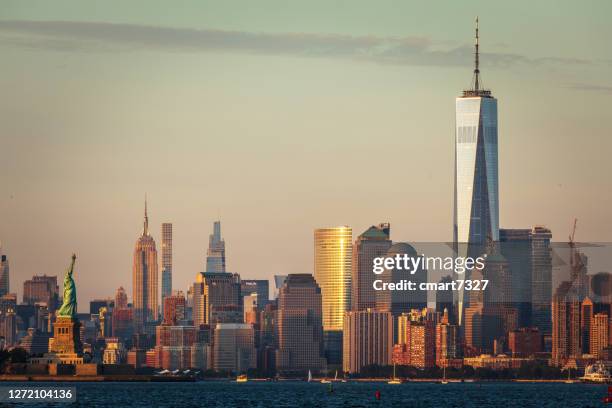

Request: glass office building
left=453, top=18, right=499, bottom=324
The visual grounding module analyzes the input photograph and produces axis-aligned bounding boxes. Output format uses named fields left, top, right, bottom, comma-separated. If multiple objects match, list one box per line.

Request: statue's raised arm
left=57, top=254, right=78, bottom=317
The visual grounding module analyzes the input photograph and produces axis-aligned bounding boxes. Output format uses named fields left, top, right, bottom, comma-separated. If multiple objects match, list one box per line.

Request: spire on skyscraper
left=473, top=16, right=480, bottom=92
left=465, top=17, right=490, bottom=97
left=143, top=194, right=149, bottom=236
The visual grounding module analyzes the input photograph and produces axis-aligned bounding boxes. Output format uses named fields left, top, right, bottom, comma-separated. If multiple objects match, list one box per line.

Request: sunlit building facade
left=454, top=19, right=499, bottom=325
left=133, top=199, right=159, bottom=333
left=161, top=223, right=173, bottom=315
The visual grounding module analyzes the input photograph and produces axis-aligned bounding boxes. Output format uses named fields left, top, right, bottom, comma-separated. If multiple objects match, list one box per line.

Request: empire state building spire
left=143, top=195, right=149, bottom=236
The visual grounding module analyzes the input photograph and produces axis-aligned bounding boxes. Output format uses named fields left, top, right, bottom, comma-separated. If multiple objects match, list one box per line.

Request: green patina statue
left=57, top=254, right=77, bottom=317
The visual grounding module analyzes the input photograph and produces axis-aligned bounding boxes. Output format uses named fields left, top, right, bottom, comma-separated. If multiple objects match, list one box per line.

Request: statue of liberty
left=57, top=254, right=77, bottom=317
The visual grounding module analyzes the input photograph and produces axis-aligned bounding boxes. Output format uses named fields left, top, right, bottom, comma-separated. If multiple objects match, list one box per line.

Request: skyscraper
left=161, top=223, right=173, bottom=314
left=192, top=272, right=242, bottom=326
left=240, top=279, right=269, bottom=308
left=115, top=286, right=128, bottom=310
left=23, top=275, right=59, bottom=311
left=454, top=18, right=499, bottom=324
left=314, top=226, right=352, bottom=369
left=343, top=309, right=393, bottom=374
left=206, top=221, right=226, bottom=273
left=275, top=274, right=326, bottom=374
left=351, top=224, right=392, bottom=311
left=133, top=198, right=159, bottom=333
left=0, top=244, right=9, bottom=297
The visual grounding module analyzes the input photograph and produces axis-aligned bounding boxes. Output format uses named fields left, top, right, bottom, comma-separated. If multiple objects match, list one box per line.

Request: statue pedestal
left=29, top=316, right=84, bottom=366
left=50, top=316, right=83, bottom=354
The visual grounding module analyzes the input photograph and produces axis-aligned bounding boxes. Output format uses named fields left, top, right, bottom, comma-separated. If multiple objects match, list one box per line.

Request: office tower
left=206, top=221, right=226, bottom=273
left=163, top=291, right=186, bottom=325
left=499, top=226, right=553, bottom=333
left=213, top=323, right=256, bottom=373
left=19, top=328, right=50, bottom=355
left=115, top=286, right=128, bottom=310
left=0, top=245, right=8, bottom=296
left=454, top=19, right=499, bottom=324
left=590, top=313, right=609, bottom=358
left=241, top=279, right=269, bottom=308
left=112, top=308, right=133, bottom=341
left=192, top=272, right=242, bottom=326
left=133, top=199, right=159, bottom=333
left=581, top=297, right=593, bottom=354
left=376, top=243, right=427, bottom=317
left=343, top=309, right=393, bottom=374
left=275, top=274, right=326, bottom=374
left=258, top=302, right=277, bottom=376
left=273, top=275, right=288, bottom=299
left=90, top=298, right=114, bottom=315
left=161, top=223, right=173, bottom=314
left=23, top=275, right=59, bottom=310
left=243, top=293, right=258, bottom=325
left=351, top=224, right=392, bottom=311
left=392, top=311, right=435, bottom=369
left=436, top=276, right=455, bottom=324
left=551, top=281, right=582, bottom=366
left=314, top=226, right=352, bottom=369
left=436, top=308, right=460, bottom=366
left=185, top=286, right=194, bottom=322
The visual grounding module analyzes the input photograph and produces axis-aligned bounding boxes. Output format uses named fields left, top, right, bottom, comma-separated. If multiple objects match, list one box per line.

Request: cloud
left=566, top=83, right=612, bottom=94
left=0, top=20, right=592, bottom=68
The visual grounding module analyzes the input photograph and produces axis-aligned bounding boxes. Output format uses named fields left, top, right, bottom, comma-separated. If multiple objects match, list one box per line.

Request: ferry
left=236, top=374, right=248, bottom=383
left=580, top=362, right=612, bottom=383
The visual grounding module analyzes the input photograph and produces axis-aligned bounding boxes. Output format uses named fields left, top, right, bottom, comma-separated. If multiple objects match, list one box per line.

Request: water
left=2, top=381, right=608, bottom=407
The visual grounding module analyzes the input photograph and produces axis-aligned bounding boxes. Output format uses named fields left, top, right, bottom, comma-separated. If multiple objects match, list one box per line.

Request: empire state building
left=133, top=198, right=159, bottom=333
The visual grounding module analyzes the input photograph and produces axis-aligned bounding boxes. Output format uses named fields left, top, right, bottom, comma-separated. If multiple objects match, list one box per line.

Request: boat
left=307, top=370, right=312, bottom=383
left=388, top=363, right=402, bottom=384
left=441, top=366, right=449, bottom=384
left=334, top=370, right=338, bottom=382
left=320, top=378, right=331, bottom=384
left=236, top=374, right=248, bottom=383
left=580, top=362, right=612, bottom=383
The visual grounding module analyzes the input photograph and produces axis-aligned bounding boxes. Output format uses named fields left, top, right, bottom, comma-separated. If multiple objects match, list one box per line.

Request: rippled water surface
left=4, top=381, right=609, bottom=407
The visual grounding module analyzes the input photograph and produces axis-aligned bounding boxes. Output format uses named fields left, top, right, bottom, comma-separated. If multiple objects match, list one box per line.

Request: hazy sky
left=1, top=0, right=611, bottom=305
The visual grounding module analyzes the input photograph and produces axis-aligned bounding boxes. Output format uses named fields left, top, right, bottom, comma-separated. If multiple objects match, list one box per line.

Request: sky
left=0, top=0, right=611, bottom=305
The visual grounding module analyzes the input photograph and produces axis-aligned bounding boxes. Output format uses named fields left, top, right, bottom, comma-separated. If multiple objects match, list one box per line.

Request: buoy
left=375, top=390, right=381, bottom=400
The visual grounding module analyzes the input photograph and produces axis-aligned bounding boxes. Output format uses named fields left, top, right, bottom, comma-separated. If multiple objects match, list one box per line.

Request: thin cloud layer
left=0, top=20, right=591, bottom=68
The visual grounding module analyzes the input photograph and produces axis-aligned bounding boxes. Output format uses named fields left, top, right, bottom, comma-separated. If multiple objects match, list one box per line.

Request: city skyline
left=1, top=2, right=612, bottom=305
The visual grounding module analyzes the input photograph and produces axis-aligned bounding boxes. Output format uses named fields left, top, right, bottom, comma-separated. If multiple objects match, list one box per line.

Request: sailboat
left=565, top=367, right=577, bottom=384
left=333, top=370, right=338, bottom=382
left=388, top=363, right=402, bottom=384
left=307, top=370, right=312, bottom=383
left=441, top=365, right=449, bottom=384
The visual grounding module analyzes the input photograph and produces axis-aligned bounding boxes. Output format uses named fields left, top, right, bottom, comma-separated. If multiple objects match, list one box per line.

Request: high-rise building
left=192, top=272, right=242, bottom=326
left=206, top=221, right=226, bottom=273
left=454, top=18, right=499, bottom=325
left=275, top=274, right=326, bottom=374
left=393, top=311, right=435, bottom=369
left=581, top=297, right=594, bottom=354
left=376, top=243, right=427, bottom=318
left=90, top=298, right=114, bottom=315
left=23, top=275, right=59, bottom=310
left=590, top=313, right=609, bottom=358
left=163, top=291, right=186, bottom=325
left=115, top=287, right=128, bottom=310
left=499, top=226, right=553, bottom=333
left=551, top=281, right=582, bottom=366
left=0, top=245, right=9, bottom=297
left=314, top=226, right=352, bottom=331
left=351, top=224, right=392, bottom=311
left=243, top=293, right=258, bottom=325
left=133, top=199, right=159, bottom=333
left=213, top=323, right=256, bottom=373
left=343, top=309, right=393, bottom=374
left=436, top=308, right=460, bottom=366
left=241, top=280, right=269, bottom=308
left=161, top=223, right=173, bottom=314
left=314, top=226, right=352, bottom=369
